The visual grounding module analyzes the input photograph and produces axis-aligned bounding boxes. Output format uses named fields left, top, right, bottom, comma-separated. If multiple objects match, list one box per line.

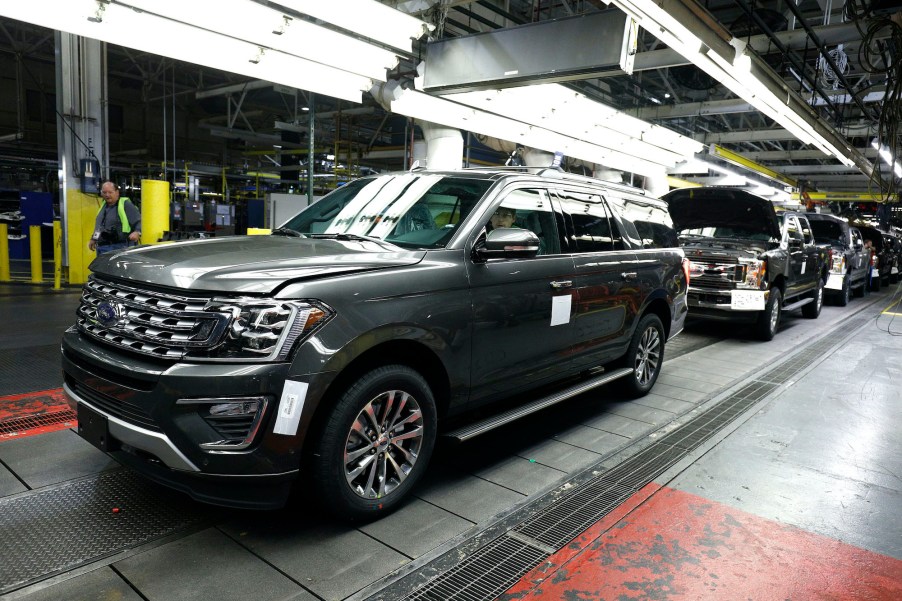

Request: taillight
left=682, top=257, right=691, bottom=287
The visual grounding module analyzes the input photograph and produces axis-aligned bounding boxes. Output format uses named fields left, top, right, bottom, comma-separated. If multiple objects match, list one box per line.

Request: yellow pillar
left=141, top=179, right=170, bottom=245
left=0, top=223, right=9, bottom=282
left=29, top=225, right=42, bottom=283
left=53, top=220, right=62, bottom=290
left=65, top=189, right=102, bottom=285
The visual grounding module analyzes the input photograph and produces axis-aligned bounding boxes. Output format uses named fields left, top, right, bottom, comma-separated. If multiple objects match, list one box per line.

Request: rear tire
left=309, top=365, right=437, bottom=521
left=755, top=288, right=782, bottom=341
left=802, top=280, right=823, bottom=319
left=615, top=314, right=664, bottom=398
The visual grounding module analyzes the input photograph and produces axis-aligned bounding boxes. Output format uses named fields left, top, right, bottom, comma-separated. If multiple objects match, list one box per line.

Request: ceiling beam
left=744, top=148, right=878, bottom=161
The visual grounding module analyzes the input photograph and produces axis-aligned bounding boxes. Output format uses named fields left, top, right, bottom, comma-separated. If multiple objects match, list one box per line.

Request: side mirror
left=854, top=240, right=863, bottom=251
left=788, top=237, right=803, bottom=250
left=476, top=228, right=540, bottom=260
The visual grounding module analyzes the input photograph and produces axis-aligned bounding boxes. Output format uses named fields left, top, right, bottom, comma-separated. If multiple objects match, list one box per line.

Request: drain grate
left=0, top=469, right=215, bottom=594
left=392, top=315, right=871, bottom=601
left=408, top=536, right=548, bottom=601
left=0, top=410, right=77, bottom=438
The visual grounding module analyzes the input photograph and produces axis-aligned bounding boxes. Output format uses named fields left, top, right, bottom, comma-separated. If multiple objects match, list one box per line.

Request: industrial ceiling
left=0, top=0, right=898, bottom=200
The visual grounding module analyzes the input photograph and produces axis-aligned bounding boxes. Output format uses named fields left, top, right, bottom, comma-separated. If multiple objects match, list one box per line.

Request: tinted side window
left=617, top=197, right=678, bottom=248
left=487, top=188, right=561, bottom=256
left=554, top=189, right=623, bottom=253
left=798, top=217, right=814, bottom=245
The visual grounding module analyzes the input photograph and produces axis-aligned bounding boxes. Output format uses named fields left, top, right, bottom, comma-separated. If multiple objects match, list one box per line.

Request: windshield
left=280, top=174, right=493, bottom=249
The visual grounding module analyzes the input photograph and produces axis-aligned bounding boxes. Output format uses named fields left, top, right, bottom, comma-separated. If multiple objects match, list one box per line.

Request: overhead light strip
left=0, top=0, right=388, bottom=103
left=605, top=0, right=857, bottom=169
left=373, top=82, right=675, bottom=177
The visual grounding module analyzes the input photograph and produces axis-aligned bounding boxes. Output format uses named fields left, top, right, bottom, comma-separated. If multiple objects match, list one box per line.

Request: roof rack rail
left=533, top=168, right=647, bottom=195
left=458, top=165, right=647, bottom=196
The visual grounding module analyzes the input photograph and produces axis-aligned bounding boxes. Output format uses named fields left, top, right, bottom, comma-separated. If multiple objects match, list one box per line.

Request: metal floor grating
left=0, top=469, right=215, bottom=595
left=0, top=410, right=77, bottom=437
left=392, top=314, right=871, bottom=601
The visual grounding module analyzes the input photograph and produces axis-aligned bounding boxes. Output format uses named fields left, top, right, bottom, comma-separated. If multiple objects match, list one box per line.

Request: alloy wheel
left=634, top=325, right=662, bottom=386
left=344, top=390, right=424, bottom=499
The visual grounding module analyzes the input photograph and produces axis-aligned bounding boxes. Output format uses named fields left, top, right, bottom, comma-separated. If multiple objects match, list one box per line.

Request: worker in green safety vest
left=89, top=181, right=142, bottom=255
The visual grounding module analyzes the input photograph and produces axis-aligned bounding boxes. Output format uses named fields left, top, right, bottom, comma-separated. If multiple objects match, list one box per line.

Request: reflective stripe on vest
left=96, top=197, right=132, bottom=234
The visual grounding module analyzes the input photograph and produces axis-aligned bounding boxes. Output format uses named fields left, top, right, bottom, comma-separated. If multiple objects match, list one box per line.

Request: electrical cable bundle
left=845, top=0, right=902, bottom=199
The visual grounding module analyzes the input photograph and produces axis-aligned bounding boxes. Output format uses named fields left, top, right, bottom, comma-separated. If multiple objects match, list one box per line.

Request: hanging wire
left=846, top=0, right=902, bottom=199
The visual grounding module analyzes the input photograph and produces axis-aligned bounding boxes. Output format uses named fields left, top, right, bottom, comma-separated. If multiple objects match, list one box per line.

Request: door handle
left=550, top=280, right=572, bottom=289
left=621, top=272, right=638, bottom=281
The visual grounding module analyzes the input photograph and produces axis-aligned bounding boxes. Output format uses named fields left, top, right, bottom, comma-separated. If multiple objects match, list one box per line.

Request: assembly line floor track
left=0, top=282, right=898, bottom=601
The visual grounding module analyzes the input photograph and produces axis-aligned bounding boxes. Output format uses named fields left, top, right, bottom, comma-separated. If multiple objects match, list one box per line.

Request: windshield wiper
left=308, top=233, right=384, bottom=243
left=271, top=227, right=306, bottom=237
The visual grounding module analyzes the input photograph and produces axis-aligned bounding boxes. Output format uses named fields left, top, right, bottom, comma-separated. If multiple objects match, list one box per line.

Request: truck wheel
left=755, top=288, right=782, bottom=341
left=854, top=277, right=867, bottom=297
left=802, top=280, right=823, bottom=319
left=310, top=365, right=437, bottom=521
left=836, top=275, right=851, bottom=307
left=615, top=313, right=664, bottom=398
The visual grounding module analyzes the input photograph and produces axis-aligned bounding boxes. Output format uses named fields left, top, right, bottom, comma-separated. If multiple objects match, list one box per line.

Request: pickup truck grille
left=76, top=277, right=228, bottom=360
left=688, top=254, right=744, bottom=290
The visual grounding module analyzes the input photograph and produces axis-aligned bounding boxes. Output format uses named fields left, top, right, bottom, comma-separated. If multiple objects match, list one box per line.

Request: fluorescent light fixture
left=607, top=0, right=856, bottom=168
left=373, top=82, right=671, bottom=177
left=123, top=0, right=400, bottom=81
left=445, top=84, right=704, bottom=166
left=0, top=0, right=372, bottom=102
left=870, top=139, right=901, bottom=178
left=275, top=0, right=431, bottom=51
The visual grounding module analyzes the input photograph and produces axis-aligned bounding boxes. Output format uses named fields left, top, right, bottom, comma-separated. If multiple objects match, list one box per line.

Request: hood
left=664, top=188, right=781, bottom=240
left=89, top=235, right=426, bottom=294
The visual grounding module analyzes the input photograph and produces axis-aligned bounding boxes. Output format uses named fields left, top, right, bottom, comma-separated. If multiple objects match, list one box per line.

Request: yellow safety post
left=53, top=220, right=62, bottom=290
left=29, top=225, right=43, bottom=283
left=141, top=179, right=171, bottom=245
left=0, top=223, right=9, bottom=282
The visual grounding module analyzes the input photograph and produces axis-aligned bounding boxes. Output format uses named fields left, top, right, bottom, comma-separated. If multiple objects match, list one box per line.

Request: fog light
left=177, top=396, right=268, bottom=452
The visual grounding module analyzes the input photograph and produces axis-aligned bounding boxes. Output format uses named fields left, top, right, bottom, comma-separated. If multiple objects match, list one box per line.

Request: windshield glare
left=280, top=174, right=493, bottom=249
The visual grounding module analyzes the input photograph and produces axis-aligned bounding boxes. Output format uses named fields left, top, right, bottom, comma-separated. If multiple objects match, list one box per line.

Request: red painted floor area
left=0, top=388, right=76, bottom=439
left=507, top=484, right=902, bottom=601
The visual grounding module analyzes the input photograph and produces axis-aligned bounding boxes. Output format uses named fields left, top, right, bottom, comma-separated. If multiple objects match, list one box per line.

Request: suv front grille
left=76, top=278, right=228, bottom=360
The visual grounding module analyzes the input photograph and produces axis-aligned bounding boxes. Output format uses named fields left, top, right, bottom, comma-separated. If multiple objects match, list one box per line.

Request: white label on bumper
left=730, top=290, right=765, bottom=311
left=274, top=380, right=309, bottom=436
left=825, top=273, right=844, bottom=290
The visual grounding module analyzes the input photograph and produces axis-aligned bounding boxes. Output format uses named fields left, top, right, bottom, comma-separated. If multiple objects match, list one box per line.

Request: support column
left=55, top=32, right=109, bottom=284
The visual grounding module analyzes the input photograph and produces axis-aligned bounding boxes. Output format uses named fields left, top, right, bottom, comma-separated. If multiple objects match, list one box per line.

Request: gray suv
left=62, top=168, right=688, bottom=519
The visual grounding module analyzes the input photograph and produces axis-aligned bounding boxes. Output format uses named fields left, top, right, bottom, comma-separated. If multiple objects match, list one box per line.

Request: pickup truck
left=806, top=213, right=870, bottom=304
left=664, top=188, right=827, bottom=341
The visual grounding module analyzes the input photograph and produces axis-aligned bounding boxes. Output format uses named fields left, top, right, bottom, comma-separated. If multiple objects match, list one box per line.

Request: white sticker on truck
left=550, top=294, right=572, bottom=326
left=274, top=380, right=309, bottom=436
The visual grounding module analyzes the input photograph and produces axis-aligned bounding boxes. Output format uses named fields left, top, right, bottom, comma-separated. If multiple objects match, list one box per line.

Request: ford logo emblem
left=96, top=301, right=121, bottom=328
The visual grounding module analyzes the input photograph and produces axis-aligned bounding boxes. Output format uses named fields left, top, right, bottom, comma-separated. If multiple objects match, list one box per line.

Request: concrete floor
left=1, top=281, right=901, bottom=600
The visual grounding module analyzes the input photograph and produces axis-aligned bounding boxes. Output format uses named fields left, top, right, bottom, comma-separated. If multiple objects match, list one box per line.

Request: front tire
left=802, top=280, right=823, bottom=319
left=836, top=274, right=851, bottom=307
left=310, top=365, right=437, bottom=521
left=755, top=288, right=782, bottom=341
left=615, top=314, right=664, bottom=398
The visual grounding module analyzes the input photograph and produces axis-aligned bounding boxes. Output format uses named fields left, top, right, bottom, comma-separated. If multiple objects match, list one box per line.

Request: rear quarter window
left=616, top=197, right=678, bottom=249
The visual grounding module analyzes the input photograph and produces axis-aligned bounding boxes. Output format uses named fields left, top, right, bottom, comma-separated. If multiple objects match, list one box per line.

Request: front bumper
left=61, top=328, right=301, bottom=509
left=686, top=288, right=768, bottom=323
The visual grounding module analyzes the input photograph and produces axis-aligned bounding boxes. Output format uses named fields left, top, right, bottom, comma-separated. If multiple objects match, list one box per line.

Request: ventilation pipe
left=416, top=120, right=463, bottom=170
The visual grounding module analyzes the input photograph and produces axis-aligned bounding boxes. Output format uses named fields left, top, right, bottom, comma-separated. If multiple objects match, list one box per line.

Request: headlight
left=189, top=299, right=332, bottom=361
left=737, top=258, right=766, bottom=290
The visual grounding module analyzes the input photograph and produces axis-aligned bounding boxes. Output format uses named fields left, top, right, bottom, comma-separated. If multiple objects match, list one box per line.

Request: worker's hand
left=128, top=231, right=141, bottom=242
left=88, top=239, right=97, bottom=252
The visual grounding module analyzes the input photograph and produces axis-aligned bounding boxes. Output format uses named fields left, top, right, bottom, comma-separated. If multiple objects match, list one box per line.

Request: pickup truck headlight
left=192, top=299, right=332, bottom=362
left=737, top=258, right=766, bottom=290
